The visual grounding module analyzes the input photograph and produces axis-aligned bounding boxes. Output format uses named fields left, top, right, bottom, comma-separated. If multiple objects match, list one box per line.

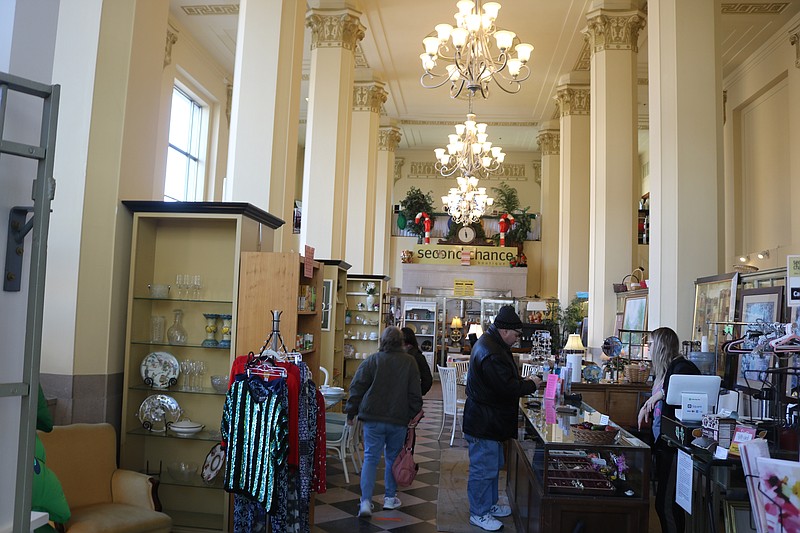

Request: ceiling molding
left=721, top=3, right=790, bottom=15
left=400, top=119, right=539, bottom=128
left=181, top=4, right=239, bottom=16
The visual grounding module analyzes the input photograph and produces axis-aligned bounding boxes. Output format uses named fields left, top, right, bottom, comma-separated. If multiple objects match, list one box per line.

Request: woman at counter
left=638, top=327, right=700, bottom=533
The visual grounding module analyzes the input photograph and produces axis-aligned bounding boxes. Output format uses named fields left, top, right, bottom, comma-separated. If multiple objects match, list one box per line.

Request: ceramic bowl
left=210, top=375, right=228, bottom=394
left=167, top=461, right=199, bottom=482
left=169, top=420, right=204, bottom=437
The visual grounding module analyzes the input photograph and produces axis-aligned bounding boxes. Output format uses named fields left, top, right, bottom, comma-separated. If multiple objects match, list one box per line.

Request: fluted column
left=537, top=121, right=561, bottom=300
left=585, top=2, right=646, bottom=356
left=374, top=126, right=402, bottom=275
left=648, top=0, right=722, bottom=339
left=555, top=72, right=591, bottom=309
left=301, top=1, right=365, bottom=258
left=226, top=0, right=305, bottom=250
left=345, top=79, right=387, bottom=272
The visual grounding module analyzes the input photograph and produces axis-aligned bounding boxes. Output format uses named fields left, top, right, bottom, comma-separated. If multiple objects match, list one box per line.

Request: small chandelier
left=434, top=109, right=505, bottom=179
left=420, top=0, right=533, bottom=99
left=442, top=175, right=494, bottom=226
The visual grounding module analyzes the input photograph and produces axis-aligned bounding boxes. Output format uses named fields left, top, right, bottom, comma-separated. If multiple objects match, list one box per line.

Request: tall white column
left=345, top=78, right=387, bottom=272
left=585, top=2, right=645, bottom=356
left=301, top=1, right=365, bottom=258
left=555, top=73, right=591, bottom=307
left=374, top=127, right=402, bottom=275
left=227, top=0, right=305, bottom=251
left=536, top=122, right=560, bottom=300
left=648, top=0, right=722, bottom=339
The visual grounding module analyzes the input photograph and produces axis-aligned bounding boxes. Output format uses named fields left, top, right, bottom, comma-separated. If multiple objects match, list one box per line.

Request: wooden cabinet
left=343, top=274, right=390, bottom=391
left=402, top=300, right=438, bottom=376
left=319, top=260, right=350, bottom=390
left=571, top=382, right=652, bottom=430
left=119, top=201, right=281, bottom=531
left=236, top=252, right=323, bottom=384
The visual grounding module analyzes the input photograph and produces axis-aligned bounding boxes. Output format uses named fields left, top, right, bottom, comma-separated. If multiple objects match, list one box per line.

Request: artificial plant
left=399, top=186, right=435, bottom=241
left=490, top=182, right=533, bottom=251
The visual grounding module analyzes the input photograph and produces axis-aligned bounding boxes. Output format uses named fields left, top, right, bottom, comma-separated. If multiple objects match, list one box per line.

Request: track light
left=757, top=250, right=770, bottom=260
left=738, top=255, right=749, bottom=263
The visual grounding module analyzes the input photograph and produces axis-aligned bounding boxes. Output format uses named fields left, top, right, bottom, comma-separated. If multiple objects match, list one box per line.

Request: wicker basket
left=571, top=425, right=619, bottom=445
left=625, top=364, right=650, bottom=383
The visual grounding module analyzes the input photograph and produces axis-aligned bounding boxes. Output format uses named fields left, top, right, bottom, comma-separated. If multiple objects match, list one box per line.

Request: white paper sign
left=714, top=446, right=729, bottom=460
left=599, top=414, right=609, bottom=425
left=788, top=255, right=800, bottom=307
left=676, top=449, right=693, bottom=514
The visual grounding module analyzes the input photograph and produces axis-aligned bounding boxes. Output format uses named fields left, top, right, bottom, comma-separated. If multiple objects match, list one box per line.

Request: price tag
left=714, top=446, right=729, bottom=460
left=599, top=414, right=610, bottom=425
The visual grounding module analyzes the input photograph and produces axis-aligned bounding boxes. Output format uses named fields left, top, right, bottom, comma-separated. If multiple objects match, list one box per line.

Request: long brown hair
left=650, top=327, right=681, bottom=386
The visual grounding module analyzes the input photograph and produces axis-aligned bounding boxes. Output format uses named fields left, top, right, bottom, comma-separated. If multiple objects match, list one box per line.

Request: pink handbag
left=392, top=410, right=424, bottom=487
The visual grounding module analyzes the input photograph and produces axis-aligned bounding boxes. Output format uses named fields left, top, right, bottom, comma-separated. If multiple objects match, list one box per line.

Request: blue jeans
left=360, top=420, right=408, bottom=503
left=466, top=434, right=504, bottom=516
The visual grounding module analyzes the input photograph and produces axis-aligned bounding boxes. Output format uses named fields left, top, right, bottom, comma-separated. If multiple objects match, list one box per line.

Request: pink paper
left=544, top=374, right=558, bottom=400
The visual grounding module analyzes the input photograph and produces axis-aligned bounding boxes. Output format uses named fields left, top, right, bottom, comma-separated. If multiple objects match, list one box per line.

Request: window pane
left=165, top=147, right=188, bottom=201
left=169, top=88, right=192, bottom=152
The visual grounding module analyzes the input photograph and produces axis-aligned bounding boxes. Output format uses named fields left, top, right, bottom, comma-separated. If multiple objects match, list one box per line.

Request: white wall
left=0, top=0, right=59, bottom=527
left=723, top=13, right=800, bottom=269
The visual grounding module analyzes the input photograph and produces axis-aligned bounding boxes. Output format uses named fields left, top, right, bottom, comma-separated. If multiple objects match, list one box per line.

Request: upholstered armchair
left=38, top=423, right=172, bottom=533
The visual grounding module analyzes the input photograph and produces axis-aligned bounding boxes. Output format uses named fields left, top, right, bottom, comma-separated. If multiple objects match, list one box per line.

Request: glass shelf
left=128, top=427, right=222, bottom=441
left=129, top=384, right=225, bottom=396
left=158, top=472, right=224, bottom=490
left=130, top=340, right=230, bottom=350
left=133, top=297, right=233, bottom=304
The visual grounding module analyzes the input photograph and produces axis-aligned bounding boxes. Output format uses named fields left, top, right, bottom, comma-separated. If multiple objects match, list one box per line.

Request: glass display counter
left=507, top=397, right=651, bottom=533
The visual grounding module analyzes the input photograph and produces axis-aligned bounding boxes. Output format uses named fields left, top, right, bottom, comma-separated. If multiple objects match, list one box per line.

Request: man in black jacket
left=463, top=306, right=542, bottom=531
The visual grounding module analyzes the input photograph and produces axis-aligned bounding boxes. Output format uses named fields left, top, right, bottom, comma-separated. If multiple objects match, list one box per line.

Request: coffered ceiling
left=169, top=1, right=800, bottom=153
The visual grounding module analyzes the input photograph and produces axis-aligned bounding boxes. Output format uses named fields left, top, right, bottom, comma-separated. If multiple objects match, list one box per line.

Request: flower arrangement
left=363, top=282, right=377, bottom=295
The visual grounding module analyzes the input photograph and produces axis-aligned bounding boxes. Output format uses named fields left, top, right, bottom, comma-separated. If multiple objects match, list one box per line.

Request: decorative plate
left=202, top=443, right=225, bottom=483
left=140, top=351, right=180, bottom=389
left=406, top=323, right=417, bottom=333
left=601, top=336, right=623, bottom=358
left=582, top=364, right=602, bottom=384
left=343, top=344, right=355, bottom=358
left=137, top=394, right=182, bottom=432
left=420, top=340, right=433, bottom=352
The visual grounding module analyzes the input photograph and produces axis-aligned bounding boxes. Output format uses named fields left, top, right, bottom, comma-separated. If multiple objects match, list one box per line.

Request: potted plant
left=490, top=182, right=533, bottom=254
left=399, top=186, right=435, bottom=242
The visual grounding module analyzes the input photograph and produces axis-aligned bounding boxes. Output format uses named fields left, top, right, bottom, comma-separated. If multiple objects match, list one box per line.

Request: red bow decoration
left=415, top=212, right=432, bottom=244
left=498, top=213, right=515, bottom=247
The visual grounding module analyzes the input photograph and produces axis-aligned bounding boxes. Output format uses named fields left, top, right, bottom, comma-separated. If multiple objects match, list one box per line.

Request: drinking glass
left=150, top=315, right=166, bottom=343
left=180, top=359, right=192, bottom=391
left=196, top=361, right=207, bottom=391
left=192, top=275, right=202, bottom=300
left=175, top=274, right=186, bottom=299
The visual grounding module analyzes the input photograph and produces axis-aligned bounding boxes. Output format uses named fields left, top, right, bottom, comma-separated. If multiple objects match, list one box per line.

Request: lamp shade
left=563, top=333, right=585, bottom=352
left=451, top=316, right=463, bottom=329
left=526, top=301, right=547, bottom=312
left=467, top=323, right=483, bottom=337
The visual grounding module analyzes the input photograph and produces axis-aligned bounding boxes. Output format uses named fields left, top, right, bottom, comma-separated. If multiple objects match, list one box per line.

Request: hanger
left=723, top=335, right=754, bottom=354
left=770, top=323, right=800, bottom=352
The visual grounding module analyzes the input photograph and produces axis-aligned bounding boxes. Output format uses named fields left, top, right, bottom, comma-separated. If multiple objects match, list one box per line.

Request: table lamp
left=563, top=334, right=586, bottom=383
left=525, top=300, right=548, bottom=323
left=467, top=323, right=483, bottom=347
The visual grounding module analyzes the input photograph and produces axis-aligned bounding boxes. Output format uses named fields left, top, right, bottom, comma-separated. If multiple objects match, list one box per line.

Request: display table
left=571, top=382, right=652, bottom=430
left=508, top=397, right=650, bottom=533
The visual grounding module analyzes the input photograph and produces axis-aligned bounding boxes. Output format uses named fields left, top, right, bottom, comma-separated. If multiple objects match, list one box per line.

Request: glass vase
left=167, top=309, right=188, bottom=345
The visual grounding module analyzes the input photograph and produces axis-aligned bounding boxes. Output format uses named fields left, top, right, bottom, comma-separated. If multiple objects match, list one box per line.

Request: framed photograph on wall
left=737, top=287, right=784, bottom=332
left=692, top=272, right=739, bottom=342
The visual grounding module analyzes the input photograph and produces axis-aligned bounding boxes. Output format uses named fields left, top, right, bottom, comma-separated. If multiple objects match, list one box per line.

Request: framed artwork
left=737, top=286, right=784, bottom=332
left=692, top=272, right=739, bottom=341
left=621, top=295, right=648, bottom=354
left=736, top=350, right=773, bottom=390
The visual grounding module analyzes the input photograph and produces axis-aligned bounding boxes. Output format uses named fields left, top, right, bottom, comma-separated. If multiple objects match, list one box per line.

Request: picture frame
left=621, top=295, right=648, bottom=355
left=691, top=272, right=739, bottom=342
left=737, top=286, right=784, bottom=332
left=736, top=350, right=774, bottom=390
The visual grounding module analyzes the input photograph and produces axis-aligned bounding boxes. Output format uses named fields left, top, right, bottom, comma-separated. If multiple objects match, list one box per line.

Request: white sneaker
left=358, top=500, right=373, bottom=518
left=383, top=496, right=402, bottom=510
left=470, top=513, right=504, bottom=531
left=489, top=504, right=512, bottom=517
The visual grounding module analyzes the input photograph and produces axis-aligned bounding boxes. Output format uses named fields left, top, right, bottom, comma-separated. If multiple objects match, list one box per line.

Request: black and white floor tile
left=315, top=394, right=467, bottom=533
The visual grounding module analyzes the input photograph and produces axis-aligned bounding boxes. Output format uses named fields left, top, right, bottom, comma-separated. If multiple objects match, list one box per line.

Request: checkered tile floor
left=314, top=392, right=466, bottom=532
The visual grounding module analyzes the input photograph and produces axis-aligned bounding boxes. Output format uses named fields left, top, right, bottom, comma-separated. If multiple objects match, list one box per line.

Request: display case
left=343, top=274, right=390, bottom=391
left=508, top=398, right=651, bottom=533
left=402, top=300, right=439, bottom=375
left=119, top=202, right=282, bottom=531
left=480, top=298, right=519, bottom=330
left=319, top=260, right=351, bottom=392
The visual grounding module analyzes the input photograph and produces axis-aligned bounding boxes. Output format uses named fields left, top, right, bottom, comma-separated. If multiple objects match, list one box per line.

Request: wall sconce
left=757, top=250, right=770, bottom=260
left=738, top=255, right=750, bottom=263
left=450, top=316, right=463, bottom=346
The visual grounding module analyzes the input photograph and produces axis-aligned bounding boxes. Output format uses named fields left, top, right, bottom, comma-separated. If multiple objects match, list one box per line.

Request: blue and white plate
left=140, top=351, right=180, bottom=389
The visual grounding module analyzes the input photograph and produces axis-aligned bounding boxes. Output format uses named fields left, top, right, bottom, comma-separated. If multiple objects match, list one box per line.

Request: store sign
left=413, top=244, right=516, bottom=267
left=788, top=255, right=800, bottom=307
left=453, top=279, right=475, bottom=296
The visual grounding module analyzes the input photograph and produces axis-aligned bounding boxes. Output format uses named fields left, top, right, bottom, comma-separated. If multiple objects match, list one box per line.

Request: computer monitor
left=665, top=375, right=722, bottom=420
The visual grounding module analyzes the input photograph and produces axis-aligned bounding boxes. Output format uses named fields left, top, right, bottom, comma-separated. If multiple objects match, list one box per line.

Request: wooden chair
left=437, top=365, right=464, bottom=446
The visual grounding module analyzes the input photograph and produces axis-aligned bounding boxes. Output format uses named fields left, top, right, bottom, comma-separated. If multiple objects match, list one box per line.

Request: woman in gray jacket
left=345, top=326, right=423, bottom=518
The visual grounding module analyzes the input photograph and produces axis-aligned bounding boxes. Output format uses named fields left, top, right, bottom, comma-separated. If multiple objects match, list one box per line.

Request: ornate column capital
left=584, top=10, right=646, bottom=54
left=532, top=160, right=542, bottom=185
left=394, top=157, right=405, bottom=183
left=353, top=82, right=388, bottom=113
left=537, top=131, right=560, bottom=156
left=306, top=9, right=366, bottom=51
left=379, top=127, right=402, bottom=152
left=790, top=28, right=800, bottom=69
left=164, top=27, right=179, bottom=68
left=555, top=86, right=590, bottom=117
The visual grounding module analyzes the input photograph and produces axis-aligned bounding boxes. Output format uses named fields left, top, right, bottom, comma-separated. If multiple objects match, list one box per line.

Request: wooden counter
left=571, top=382, right=652, bottom=430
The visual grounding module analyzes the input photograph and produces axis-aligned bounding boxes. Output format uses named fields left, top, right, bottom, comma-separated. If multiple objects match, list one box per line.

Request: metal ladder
left=0, top=71, right=60, bottom=533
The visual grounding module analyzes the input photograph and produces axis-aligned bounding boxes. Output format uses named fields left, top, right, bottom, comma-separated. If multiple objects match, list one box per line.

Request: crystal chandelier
left=441, top=175, right=494, bottom=226
left=434, top=108, right=505, bottom=179
left=420, top=0, right=533, bottom=98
